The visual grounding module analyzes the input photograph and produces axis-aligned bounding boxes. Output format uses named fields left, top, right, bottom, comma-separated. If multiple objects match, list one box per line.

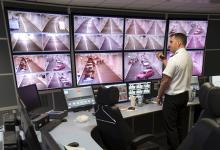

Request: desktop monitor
left=128, top=81, right=151, bottom=101
left=124, top=52, right=162, bottom=81
left=125, top=18, right=166, bottom=50
left=191, top=76, right=200, bottom=91
left=63, top=86, right=95, bottom=111
left=17, top=84, right=41, bottom=113
left=75, top=52, right=123, bottom=85
left=74, top=15, right=124, bottom=51
left=168, top=20, right=208, bottom=49
left=104, top=83, right=128, bottom=102
left=7, top=10, right=70, bottom=53
left=211, top=76, right=220, bottom=87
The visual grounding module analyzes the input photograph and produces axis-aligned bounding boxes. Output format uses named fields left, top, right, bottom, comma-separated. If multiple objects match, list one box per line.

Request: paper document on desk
left=64, top=145, right=86, bottom=150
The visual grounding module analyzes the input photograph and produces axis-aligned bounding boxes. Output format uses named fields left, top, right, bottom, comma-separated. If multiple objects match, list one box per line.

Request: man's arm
left=156, top=74, right=172, bottom=104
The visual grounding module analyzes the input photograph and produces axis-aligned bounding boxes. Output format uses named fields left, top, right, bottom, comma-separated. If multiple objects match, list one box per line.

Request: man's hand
left=156, top=96, right=162, bottom=105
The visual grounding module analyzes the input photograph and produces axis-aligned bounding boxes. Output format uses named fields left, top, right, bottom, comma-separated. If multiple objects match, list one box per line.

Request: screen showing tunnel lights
left=8, top=10, right=70, bottom=53
left=168, top=20, right=208, bottom=49
left=124, top=18, right=166, bottom=50
left=75, top=52, right=123, bottom=85
left=74, top=15, right=124, bottom=51
left=13, top=54, right=72, bottom=90
left=124, top=52, right=162, bottom=82
left=104, top=83, right=128, bottom=102
left=167, top=50, right=204, bottom=76
left=128, top=82, right=151, bottom=101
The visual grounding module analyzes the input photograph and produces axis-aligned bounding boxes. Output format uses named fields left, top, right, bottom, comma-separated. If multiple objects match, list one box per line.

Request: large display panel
left=7, top=10, right=70, bottom=53
left=74, top=15, right=124, bottom=51
left=168, top=20, right=208, bottom=49
left=75, top=52, right=123, bottom=85
left=104, top=83, right=128, bottom=102
left=125, top=18, right=166, bottom=50
left=124, top=52, right=162, bottom=81
left=167, top=50, right=204, bottom=76
left=128, top=82, right=151, bottom=101
left=13, top=54, right=72, bottom=90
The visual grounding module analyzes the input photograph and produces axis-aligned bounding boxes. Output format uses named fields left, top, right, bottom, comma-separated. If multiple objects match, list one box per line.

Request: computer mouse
left=128, top=106, right=135, bottom=110
left=68, top=141, right=79, bottom=147
left=61, top=118, right=67, bottom=122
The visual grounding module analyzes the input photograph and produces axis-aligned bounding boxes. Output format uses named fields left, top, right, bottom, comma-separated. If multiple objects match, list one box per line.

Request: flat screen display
left=211, top=76, right=220, bottom=87
left=168, top=20, right=208, bottom=49
left=104, top=83, right=128, bottom=102
left=74, top=15, right=124, bottom=51
left=124, top=18, right=166, bottom=50
left=128, top=82, right=151, bottom=100
left=124, top=52, right=162, bottom=81
left=75, top=52, right=123, bottom=85
left=7, top=10, right=70, bottom=53
left=13, top=54, right=72, bottom=90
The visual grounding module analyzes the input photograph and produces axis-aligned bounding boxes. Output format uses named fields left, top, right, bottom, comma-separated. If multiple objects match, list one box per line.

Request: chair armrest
left=131, top=134, right=155, bottom=146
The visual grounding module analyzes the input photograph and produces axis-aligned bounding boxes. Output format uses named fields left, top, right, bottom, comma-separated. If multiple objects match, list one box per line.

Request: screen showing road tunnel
left=13, top=54, right=72, bottom=90
left=167, top=50, right=204, bottom=76
left=75, top=52, right=123, bottom=85
left=74, top=15, right=124, bottom=51
left=124, top=52, right=162, bottom=81
left=124, top=18, right=166, bottom=50
left=168, top=20, right=208, bottom=49
left=7, top=10, right=70, bottom=53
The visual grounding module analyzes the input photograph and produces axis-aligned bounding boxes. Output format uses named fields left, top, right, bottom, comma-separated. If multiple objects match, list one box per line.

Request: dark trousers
left=162, top=91, right=188, bottom=150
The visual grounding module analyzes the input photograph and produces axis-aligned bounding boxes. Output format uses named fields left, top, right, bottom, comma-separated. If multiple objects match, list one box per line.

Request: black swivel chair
left=93, top=86, right=159, bottom=150
left=178, top=86, right=220, bottom=150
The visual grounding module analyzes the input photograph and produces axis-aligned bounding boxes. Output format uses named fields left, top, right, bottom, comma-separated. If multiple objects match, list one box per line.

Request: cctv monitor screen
left=63, top=86, right=95, bottom=110
left=74, top=15, right=124, bottom=51
left=167, top=50, right=204, bottom=76
left=190, top=76, right=200, bottom=91
left=124, top=52, right=162, bottom=81
left=168, top=20, right=208, bottom=49
left=75, top=52, right=123, bottom=85
left=211, top=76, right=220, bottom=87
left=104, top=83, right=128, bottom=102
left=128, top=81, right=151, bottom=100
left=7, top=10, right=70, bottom=53
left=13, top=53, right=72, bottom=90
left=124, top=18, right=166, bottom=50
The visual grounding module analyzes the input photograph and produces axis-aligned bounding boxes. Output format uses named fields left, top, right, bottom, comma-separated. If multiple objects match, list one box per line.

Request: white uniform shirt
left=163, top=48, right=193, bottom=95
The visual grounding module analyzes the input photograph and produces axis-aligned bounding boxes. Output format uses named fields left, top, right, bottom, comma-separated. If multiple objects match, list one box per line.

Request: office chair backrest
left=207, top=87, right=220, bottom=119
left=94, top=87, right=134, bottom=150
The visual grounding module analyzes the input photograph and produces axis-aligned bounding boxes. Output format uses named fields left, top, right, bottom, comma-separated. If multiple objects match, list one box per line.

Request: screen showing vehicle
left=74, top=15, right=124, bottom=51
left=168, top=20, right=208, bottom=49
left=75, top=52, right=123, bottom=85
left=104, top=83, right=128, bottom=102
left=124, top=52, right=162, bottom=81
left=167, top=50, right=204, bottom=76
left=124, top=18, right=166, bottom=50
left=13, top=54, right=72, bottom=90
left=128, top=82, right=151, bottom=101
left=7, top=10, right=70, bottom=53
left=63, top=86, right=95, bottom=110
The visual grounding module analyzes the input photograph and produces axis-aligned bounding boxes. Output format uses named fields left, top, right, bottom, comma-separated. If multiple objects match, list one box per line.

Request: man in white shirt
left=156, top=33, right=193, bottom=150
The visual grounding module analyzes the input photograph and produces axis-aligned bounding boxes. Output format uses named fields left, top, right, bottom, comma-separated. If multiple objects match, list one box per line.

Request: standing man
left=156, top=33, right=193, bottom=150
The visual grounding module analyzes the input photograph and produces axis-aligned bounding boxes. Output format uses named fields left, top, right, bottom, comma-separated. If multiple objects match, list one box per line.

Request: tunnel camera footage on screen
left=124, top=52, right=162, bottom=81
left=75, top=52, right=123, bottom=85
left=74, top=15, right=124, bottom=51
left=125, top=18, right=166, bottom=50
left=167, top=50, right=204, bottom=76
left=13, top=54, right=72, bottom=90
left=128, top=82, right=151, bottom=101
left=104, top=83, right=128, bottom=102
left=8, top=10, right=70, bottom=53
left=63, top=86, right=95, bottom=110
left=168, top=20, right=208, bottom=49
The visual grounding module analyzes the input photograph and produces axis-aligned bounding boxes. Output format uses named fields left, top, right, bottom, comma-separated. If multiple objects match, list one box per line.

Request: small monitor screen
left=124, top=52, right=162, bottom=81
left=63, top=86, right=95, bottom=110
left=167, top=50, right=204, bottom=76
left=74, top=15, right=124, bottom=51
left=125, top=18, right=166, bottom=50
left=13, top=53, right=72, bottom=90
left=7, top=10, right=70, bottom=53
left=128, top=82, right=151, bottom=100
left=104, top=83, right=128, bottom=102
left=211, top=76, right=220, bottom=87
left=168, top=20, right=208, bottom=49
left=191, top=76, right=200, bottom=90
left=75, top=52, right=123, bottom=85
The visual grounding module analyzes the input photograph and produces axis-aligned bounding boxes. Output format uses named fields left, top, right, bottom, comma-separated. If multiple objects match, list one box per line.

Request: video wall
left=6, top=9, right=209, bottom=90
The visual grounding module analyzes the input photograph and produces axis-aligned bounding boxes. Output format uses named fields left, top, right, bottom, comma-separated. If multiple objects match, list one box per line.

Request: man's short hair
left=170, top=33, right=187, bottom=46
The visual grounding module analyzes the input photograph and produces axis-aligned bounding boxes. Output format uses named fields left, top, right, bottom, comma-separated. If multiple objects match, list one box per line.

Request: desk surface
left=50, top=98, right=199, bottom=150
